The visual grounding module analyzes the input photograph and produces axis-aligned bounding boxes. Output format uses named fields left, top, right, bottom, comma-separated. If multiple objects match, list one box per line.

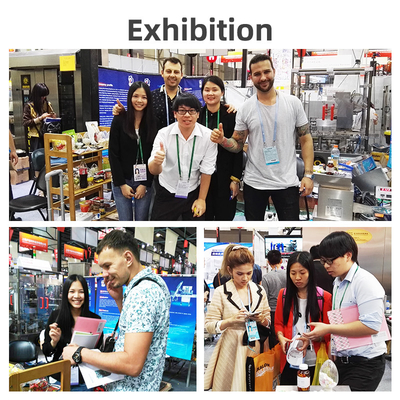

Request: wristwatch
left=304, top=173, right=314, bottom=180
left=72, top=346, right=85, bottom=364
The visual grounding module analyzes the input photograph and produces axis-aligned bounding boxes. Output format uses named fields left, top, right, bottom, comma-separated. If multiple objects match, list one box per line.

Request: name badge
left=245, top=319, right=260, bottom=342
left=133, top=164, right=147, bottom=182
left=71, top=365, right=79, bottom=385
left=263, top=146, right=280, bottom=165
left=175, top=179, right=190, bottom=198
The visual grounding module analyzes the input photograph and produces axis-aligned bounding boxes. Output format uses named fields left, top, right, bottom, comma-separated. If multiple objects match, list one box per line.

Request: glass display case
left=9, top=266, right=64, bottom=341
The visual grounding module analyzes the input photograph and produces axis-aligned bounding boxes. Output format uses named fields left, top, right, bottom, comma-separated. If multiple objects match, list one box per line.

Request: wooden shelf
left=44, top=133, right=110, bottom=221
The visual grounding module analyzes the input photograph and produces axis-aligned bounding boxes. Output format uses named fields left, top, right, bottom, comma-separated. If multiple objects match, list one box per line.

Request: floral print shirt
left=106, top=267, right=171, bottom=391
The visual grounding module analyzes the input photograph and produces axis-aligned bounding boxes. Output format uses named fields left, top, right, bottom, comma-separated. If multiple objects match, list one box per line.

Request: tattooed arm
left=210, top=122, right=248, bottom=153
left=297, top=123, right=314, bottom=196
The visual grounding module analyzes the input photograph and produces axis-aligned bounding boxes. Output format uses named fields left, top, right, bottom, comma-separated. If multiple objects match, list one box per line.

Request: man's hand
left=104, top=276, right=124, bottom=304
left=192, top=198, right=206, bottom=218
left=224, top=103, right=237, bottom=114
left=299, top=177, right=313, bottom=196
left=210, top=123, right=224, bottom=144
left=153, top=142, right=166, bottom=165
left=112, top=99, right=125, bottom=116
left=62, top=344, right=79, bottom=365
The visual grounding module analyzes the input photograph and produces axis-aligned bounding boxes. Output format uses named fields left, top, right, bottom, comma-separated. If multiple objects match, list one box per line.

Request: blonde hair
left=220, top=244, right=255, bottom=277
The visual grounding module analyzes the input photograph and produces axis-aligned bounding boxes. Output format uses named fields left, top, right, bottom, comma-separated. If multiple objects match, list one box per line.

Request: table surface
left=276, top=385, right=350, bottom=392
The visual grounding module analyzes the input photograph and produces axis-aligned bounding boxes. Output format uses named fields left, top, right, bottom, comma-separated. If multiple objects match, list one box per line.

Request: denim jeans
left=112, top=178, right=152, bottom=221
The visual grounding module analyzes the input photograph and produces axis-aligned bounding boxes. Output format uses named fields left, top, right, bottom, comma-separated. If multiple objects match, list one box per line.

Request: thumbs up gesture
left=153, top=142, right=166, bottom=165
left=210, top=123, right=224, bottom=144
left=112, top=99, right=126, bottom=116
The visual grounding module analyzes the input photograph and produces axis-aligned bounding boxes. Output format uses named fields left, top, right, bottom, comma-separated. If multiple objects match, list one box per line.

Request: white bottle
left=331, top=145, right=340, bottom=170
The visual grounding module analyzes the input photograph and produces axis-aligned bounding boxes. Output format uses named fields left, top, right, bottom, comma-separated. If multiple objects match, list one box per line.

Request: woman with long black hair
left=109, top=81, right=160, bottom=221
left=22, top=83, right=56, bottom=151
left=42, top=274, right=103, bottom=389
left=274, top=251, right=332, bottom=385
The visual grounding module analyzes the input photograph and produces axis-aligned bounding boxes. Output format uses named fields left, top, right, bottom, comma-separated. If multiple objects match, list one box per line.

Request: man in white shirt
left=303, top=231, right=387, bottom=391
left=148, top=92, right=217, bottom=220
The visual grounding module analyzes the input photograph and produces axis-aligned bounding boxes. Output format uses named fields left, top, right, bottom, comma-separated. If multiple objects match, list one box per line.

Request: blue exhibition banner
left=86, top=276, right=97, bottom=313
left=98, top=67, right=204, bottom=127
left=161, top=275, right=197, bottom=361
left=95, top=277, right=123, bottom=335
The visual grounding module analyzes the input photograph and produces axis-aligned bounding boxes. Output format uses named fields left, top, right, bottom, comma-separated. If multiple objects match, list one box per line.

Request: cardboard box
left=14, top=156, right=30, bottom=171
left=10, top=169, right=30, bottom=185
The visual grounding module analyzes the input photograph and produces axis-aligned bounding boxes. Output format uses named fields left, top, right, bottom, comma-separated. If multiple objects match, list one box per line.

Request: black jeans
left=335, top=354, right=386, bottom=391
left=151, top=181, right=205, bottom=221
left=243, top=183, right=300, bottom=221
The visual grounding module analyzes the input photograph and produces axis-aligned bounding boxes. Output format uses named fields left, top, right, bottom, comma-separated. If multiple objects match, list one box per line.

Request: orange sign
left=64, top=244, right=85, bottom=260
left=19, top=232, right=48, bottom=252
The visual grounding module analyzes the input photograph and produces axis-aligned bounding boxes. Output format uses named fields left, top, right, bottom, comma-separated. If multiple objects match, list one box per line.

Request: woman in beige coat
left=204, top=244, right=271, bottom=391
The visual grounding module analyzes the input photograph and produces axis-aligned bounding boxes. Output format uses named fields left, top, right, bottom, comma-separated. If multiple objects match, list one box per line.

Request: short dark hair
left=96, top=229, right=140, bottom=262
left=173, top=92, right=202, bottom=112
left=309, top=245, right=320, bottom=260
left=249, top=54, right=275, bottom=74
left=319, top=231, right=358, bottom=263
left=162, top=57, right=183, bottom=72
left=267, top=249, right=282, bottom=265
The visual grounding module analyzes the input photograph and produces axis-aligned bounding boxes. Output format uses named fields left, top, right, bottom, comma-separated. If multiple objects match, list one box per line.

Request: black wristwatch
left=72, top=346, right=84, bottom=364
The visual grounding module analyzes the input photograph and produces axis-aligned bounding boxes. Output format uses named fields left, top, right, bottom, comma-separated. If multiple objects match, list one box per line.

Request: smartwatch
left=304, top=173, right=314, bottom=180
left=72, top=346, right=85, bottom=364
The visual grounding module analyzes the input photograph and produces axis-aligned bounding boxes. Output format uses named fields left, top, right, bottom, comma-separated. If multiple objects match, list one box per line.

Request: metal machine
left=291, top=67, right=391, bottom=164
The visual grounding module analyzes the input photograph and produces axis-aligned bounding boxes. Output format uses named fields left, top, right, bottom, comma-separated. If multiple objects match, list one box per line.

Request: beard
left=254, top=78, right=275, bottom=93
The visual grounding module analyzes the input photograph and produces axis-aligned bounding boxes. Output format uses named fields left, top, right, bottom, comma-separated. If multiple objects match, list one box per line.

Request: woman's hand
left=277, top=332, right=292, bottom=354
left=220, top=308, right=248, bottom=330
left=248, top=310, right=269, bottom=326
left=121, top=184, right=135, bottom=199
left=133, top=185, right=147, bottom=199
left=230, top=180, right=240, bottom=199
left=49, top=322, right=62, bottom=348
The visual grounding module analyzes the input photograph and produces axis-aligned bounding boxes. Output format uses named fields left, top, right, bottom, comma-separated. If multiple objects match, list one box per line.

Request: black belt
left=338, top=354, right=384, bottom=364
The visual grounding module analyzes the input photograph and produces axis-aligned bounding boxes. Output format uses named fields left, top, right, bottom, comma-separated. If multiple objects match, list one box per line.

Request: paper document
left=78, top=350, right=124, bottom=389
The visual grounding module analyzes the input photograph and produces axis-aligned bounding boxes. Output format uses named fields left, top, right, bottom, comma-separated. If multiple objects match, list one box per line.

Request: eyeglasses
left=176, top=108, right=198, bottom=115
left=320, top=256, right=340, bottom=265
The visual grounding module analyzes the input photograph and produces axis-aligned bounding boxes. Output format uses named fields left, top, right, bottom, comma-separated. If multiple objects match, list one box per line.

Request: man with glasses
left=303, top=231, right=387, bottom=391
left=148, top=92, right=217, bottom=220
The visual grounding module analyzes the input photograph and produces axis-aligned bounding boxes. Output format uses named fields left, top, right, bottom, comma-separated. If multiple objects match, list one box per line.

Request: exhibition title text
left=129, top=18, right=272, bottom=41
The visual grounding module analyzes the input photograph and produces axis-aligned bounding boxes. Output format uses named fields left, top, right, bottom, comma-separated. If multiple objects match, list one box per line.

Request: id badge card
left=175, top=179, right=190, bottom=198
left=133, top=163, right=147, bottom=182
left=70, top=365, right=79, bottom=385
left=245, top=319, right=260, bottom=342
left=263, top=146, right=280, bottom=165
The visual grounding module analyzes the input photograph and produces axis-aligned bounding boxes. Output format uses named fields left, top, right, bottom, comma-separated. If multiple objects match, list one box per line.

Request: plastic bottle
left=331, top=144, right=340, bottom=170
left=79, top=157, right=88, bottom=189
left=326, top=157, right=335, bottom=175
left=297, top=363, right=310, bottom=391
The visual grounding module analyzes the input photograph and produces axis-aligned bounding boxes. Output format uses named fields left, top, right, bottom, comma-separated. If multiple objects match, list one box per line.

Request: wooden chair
left=9, top=359, right=71, bottom=391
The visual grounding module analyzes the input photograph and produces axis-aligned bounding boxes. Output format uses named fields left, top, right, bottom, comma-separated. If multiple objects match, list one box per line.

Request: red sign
left=64, top=244, right=85, bottom=260
left=207, top=56, right=217, bottom=63
left=19, top=232, right=48, bottom=252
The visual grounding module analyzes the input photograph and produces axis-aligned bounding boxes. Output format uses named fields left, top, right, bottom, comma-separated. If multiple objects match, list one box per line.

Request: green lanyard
left=176, top=134, right=196, bottom=180
left=205, top=108, right=220, bottom=129
left=332, top=265, right=359, bottom=310
left=136, top=137, right=144, bottom=164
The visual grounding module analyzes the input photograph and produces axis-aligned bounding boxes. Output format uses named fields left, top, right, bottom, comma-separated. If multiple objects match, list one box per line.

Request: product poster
left=162, top=275, right=196, bottom=361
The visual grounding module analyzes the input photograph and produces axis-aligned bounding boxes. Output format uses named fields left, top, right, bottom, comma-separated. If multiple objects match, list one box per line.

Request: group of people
left=109, top=54, right=313, bottom=221
left=42, top=230, right=171, bottom=392
left=204, top=231, right=387, bottom=392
